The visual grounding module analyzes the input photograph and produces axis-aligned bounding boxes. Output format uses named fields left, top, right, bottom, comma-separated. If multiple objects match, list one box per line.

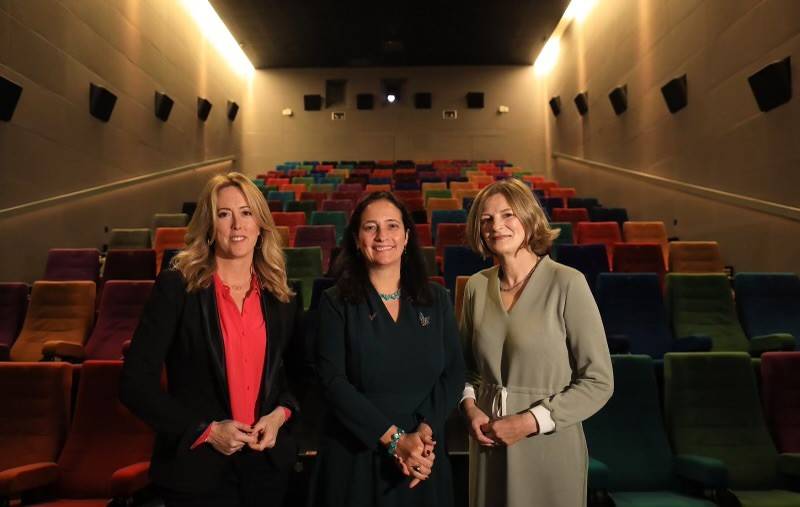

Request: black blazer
left=120, top=269, right=304, bottom=493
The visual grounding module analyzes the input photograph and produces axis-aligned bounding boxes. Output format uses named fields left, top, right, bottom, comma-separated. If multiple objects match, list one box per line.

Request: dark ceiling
left=209, top=0, right=570, bottom=68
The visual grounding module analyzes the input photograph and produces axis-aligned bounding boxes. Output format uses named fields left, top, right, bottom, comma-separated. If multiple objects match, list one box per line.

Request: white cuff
left=460, top=383, right=476, bottom=405
left=529, top=405, right=555, bottom=434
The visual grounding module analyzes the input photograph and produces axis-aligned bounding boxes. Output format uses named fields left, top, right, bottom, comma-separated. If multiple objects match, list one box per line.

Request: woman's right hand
left=394, top=432, right=435, bottom=486
left=207, top=420, right=257, bottom=455
left=462, top=399, right=495, bottom=446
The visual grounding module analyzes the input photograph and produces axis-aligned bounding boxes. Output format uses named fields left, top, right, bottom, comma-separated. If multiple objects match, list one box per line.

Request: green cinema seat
left=664, top=352, right=800, bottom=507
left=549, top=221, right=574, bottom=259
left=584, top=355, right=719, bottom=507
left=423, top=189, right=452, bottom=205
left=284, top=247, right=322, bottom=310
left=665, top=274, right=793, bottom=355
left=285, top=200, right=317, bottom=220
left=310, top=211, right=347, bottom=245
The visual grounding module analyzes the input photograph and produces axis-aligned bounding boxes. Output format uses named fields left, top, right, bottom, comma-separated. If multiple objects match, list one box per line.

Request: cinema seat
left=43, top=249, right=100, bottom=283
left=583, top=355, right=719, bottom=507
left=0, top=283, right=28, bottom=350
left=321, top=199, right=354, bottom=217
left=294, top=225, right=337, bottom=273
left=152, top=227, right=186, bottom=274
left=150, top=213, right=188, bottom=230
left=285, top=200, right=317, bottom=219
left=734, top=273, right=800, bottom=350
left=415, top=224, right=433, bottom=247
left=285, top=247, right=323, bottom=309
left=442, top=246, right=492, bottom=296
left=554, top=244, right=609, bottom=291
left=611, top=243, right=666, bottom=285
left=108, top=229, right=151, bottom=250
left=623, top=221, right=670, bottom=270
left=42, top=281, right=153, bottom=362
left=8, top=281, right=95, bottom=362
left=575, top=222, right=621, bottom=266
left=0, top=363, right=72, bottom=503
left=102, top=249, right=156, bottom=282
left=454, top=276, right=469, bottom=323
left=669, top=241, right=724, bottom=273
left=309, top=211, right=347, bottom=245
left=272, top=212, right=307, bottom=246
left=431, top=209, right=467, bottom=243
left=665, top=352, right=800, bottom=507
left=8, top=361, right=154, bottom=506
left=551, top=208, right=589, bottom=228
left=761, top=352, right=800, bottom=453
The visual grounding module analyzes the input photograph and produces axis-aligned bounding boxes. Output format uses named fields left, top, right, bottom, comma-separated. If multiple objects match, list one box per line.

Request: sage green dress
left=460, top=256, right=613, bottom=507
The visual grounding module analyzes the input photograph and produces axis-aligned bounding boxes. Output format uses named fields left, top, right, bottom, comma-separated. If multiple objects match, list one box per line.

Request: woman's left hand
left=481, top=412, right=538, bottom=447
left=248, top=408, right=286, bottom=451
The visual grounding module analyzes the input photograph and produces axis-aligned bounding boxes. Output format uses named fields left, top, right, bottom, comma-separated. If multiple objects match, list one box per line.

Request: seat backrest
left=294, top=226, right=336, bottom=272
left=153, top=227, right=187, bottom=274
left=421, top=182, right=447, bottom=193
left=321, top=199, right=354, bottom=216
left=151, top=213, right=188, bottom=230
left=0, top=282, right=28, bottom=348
left=431, top=209, right=468, bottom=242
left=0, top=363, right=72, bottom=471
left=285, top=200, right=317, bottom=218
left=550, top=222, right=574, bottom=244
left=424, top=189, right=453, bottom=205
left=108, top=228, right=151, bottom=250
left=56, top=360, right=154, bottom=498
left=584, top=355, right=676, bottom=491
left=435, top=224, right=468, bottom=258
left=310, top=211, right=347, bottom=244
left=443, top=246, right=492, bottom=295
left=415, top=224, right=433, bottom=247
left=575, top=221, right=621, bottom=265
left=454, top=276, right=469, bottom=323
left=734, top=273, right=800, bottom=346
left=365, top=184, right=391, bottom=193
left=761, top=352, right=800, bottom=453
left=102, top=249, right=156, bottom=282
left=275, top=226, right=290, bottom=248
left=420, top=246, right=437, bottom=276
left=596, top=274, right=672, bottom=358
left=554, top=244, right=609, bottom=290
left=623, top=221, right=669, bottom=269
left=44, top=249, right=100, bottom=283
left=426, top=198, right=460, bottom=222
left=85, top=281, right=154, bottom=360
left=589, top=207, right=629, bottom=225
left=11, top=281, right=96, bottom=361
left=669, top=241, right=724, bottom=273
left=551, top=207, right=589, bottom=225
left=285, top=247, right=323, bottom=309
left=611, top=243, right=665, bottom=284
left=567, top=197, right=600, bottom=209
left=665, top=352, right=780, bottom=490
left=665, top=274, right=749, bottom=352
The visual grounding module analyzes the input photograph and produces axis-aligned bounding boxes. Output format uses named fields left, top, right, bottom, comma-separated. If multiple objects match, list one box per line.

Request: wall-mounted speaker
left=154, top=91, right=174, bottom=122
left=227, top=101, right=239, bottom=121
left=608, top=85, right=628, bottom=115
left=661, top=75, right=688, bottom=113
left=197, top=97, right=212, bottom=121
left=304, top=94, right=323, bottom=111
left=326, top=79, right=347, bottom=107
left=574, top=92, right=588, bottom=116
left=466, top=92, right=484, bottom=109
left=356, top=93, right=374, bottom=110
left=548, top=96, right=561, bottom=117
left=414, top=92, right=432, bottom=109
left=748, top=57, right=792, bottom=112
left=0, top=75, right=23, bottom=122
left=89, top=83, right=117, bottom=122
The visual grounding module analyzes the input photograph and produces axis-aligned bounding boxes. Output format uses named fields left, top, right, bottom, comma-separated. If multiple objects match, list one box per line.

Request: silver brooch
left=418, top=312, right=430, bottom=327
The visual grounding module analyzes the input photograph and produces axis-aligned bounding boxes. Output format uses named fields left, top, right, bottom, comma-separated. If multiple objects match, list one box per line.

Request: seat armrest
left=0, top=462, right=59, bottom=496
left=110, top=461, right=150, bottom=498
left=42, top=340, right=86, bottom=362
left=588, top=457, right=610, bottom=491
left=673, top=335, right=712, bottom=352
left=779, top=454, right=800, bottom=478
left=748, top=334, right=795, bottom=356
left=0, top=344, right=8, bottom=361
left=607, top=335, right=630, bottom=354
left=674, top=454, right=728, bottom=489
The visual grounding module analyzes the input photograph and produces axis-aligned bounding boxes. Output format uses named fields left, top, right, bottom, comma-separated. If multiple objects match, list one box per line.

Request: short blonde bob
left=172, top=172, right=294, bottom=302
left=466, top=177, right=560, bottom=258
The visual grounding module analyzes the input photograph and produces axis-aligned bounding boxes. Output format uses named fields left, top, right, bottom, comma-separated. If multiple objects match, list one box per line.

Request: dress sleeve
left=538, top=271, right=614, bottom=430
left=459, top=279, right=482, bottom=388
left=120, top=271, right=208, bottom=451
left=413, top=286, right=466, bottom=431
left=315, top=292, right=394, bottom=449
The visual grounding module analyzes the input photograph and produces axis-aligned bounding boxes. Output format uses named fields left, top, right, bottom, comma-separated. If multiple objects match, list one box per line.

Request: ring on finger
left=412, top=465, right=421, bottom=472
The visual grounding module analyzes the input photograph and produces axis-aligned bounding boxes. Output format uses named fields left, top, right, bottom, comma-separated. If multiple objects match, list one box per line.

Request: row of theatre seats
left=2, top=159, right=799, bottom=506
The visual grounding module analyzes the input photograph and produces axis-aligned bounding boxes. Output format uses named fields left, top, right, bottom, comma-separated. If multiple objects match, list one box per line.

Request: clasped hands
left=462, top=399, right=538, bottom=447
left=388, top=423, right=436, bottom=488
left=207, top=408, right=286, bottom=455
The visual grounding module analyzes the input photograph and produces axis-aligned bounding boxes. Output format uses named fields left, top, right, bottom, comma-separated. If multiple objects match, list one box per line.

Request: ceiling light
left=534, top=37, right=560, bottom=76
left=179, top=0, right=255, bottom=77
left=386, top=93, right=397, bottom=103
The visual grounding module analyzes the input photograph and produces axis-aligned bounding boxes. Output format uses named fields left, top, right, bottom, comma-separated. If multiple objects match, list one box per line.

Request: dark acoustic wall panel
left=227, top=100, right=239, bottom=121
left=356, top=93, right=374, bottom=110
left=154, top=92, right=174, bottom=122
left=608, top=85, right=628, bottom=115
left=548, top=96, right=561, bottom=117
left=414, top=92, right=432, bottom=109
left=748, top=57, right=792, bottom=112
left=326, top=79, right=347, bottom=107
left=660, top=75, right=688, bottom=113
left=574, top=92, right=588, bottom=116
left=304, top=94, right=323, bottom=111
left=466, top=92, right=484, bottom=109
left=0, top=75, right=23, bottom=121
left=197, top=97, right=212, bottom=121
left=89, top=83, right=117, bottom=122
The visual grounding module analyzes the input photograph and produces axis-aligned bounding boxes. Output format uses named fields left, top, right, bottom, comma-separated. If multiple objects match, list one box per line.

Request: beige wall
left=545, top=0, right=800, bottom=272
left=0, top=0, right=247, bottom=282
left=241, top=66, right=549, bottom=175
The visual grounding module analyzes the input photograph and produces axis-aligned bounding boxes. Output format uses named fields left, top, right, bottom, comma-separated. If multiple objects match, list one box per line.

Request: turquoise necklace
left=378, top=288, right=402, bottom=301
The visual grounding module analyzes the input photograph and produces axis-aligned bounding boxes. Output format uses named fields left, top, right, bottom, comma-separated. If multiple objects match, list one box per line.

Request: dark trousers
left=159, top=449, right=290, bottom=507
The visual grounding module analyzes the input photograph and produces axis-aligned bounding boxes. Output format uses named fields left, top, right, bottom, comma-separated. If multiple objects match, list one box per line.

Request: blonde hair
left=466, top=177, right=560, bottom=258
left=172, top=172, right=294, bottom=302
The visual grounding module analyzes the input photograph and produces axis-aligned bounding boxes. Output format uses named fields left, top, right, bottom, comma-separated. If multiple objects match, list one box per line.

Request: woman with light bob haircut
left=122, top=171, right=304, bottom=506
left=459, top=177, right=613, bottom=507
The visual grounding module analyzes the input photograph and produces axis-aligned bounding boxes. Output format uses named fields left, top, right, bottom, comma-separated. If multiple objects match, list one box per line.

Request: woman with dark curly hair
left=310, top=191, right=465, bottom=507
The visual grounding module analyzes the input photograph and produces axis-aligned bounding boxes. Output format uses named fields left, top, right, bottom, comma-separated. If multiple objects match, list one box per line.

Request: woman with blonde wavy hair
left=122, top=172, right=304, bottom=507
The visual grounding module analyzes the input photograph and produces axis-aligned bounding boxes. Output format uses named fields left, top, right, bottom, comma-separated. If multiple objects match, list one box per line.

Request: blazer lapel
left=260, top=291, right=282, bottom=401
left=199, top=285, right=232, bottom=413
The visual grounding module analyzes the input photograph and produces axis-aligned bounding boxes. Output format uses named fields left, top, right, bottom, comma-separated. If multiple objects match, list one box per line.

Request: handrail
left=0, top=156, right=235, bottom=218
left=552, top=152, right=800, bottom=222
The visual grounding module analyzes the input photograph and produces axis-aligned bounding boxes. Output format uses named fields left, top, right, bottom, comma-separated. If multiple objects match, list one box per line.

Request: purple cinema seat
left=84, top=280, right=154, bottom=360
left=44, top=248, right=100, bottom=283
left=0, top=283, right=28, bottom=348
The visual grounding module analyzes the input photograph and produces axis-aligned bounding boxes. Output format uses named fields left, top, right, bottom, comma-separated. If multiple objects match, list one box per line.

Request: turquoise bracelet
left=386, top=428, right=406, bottom=457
